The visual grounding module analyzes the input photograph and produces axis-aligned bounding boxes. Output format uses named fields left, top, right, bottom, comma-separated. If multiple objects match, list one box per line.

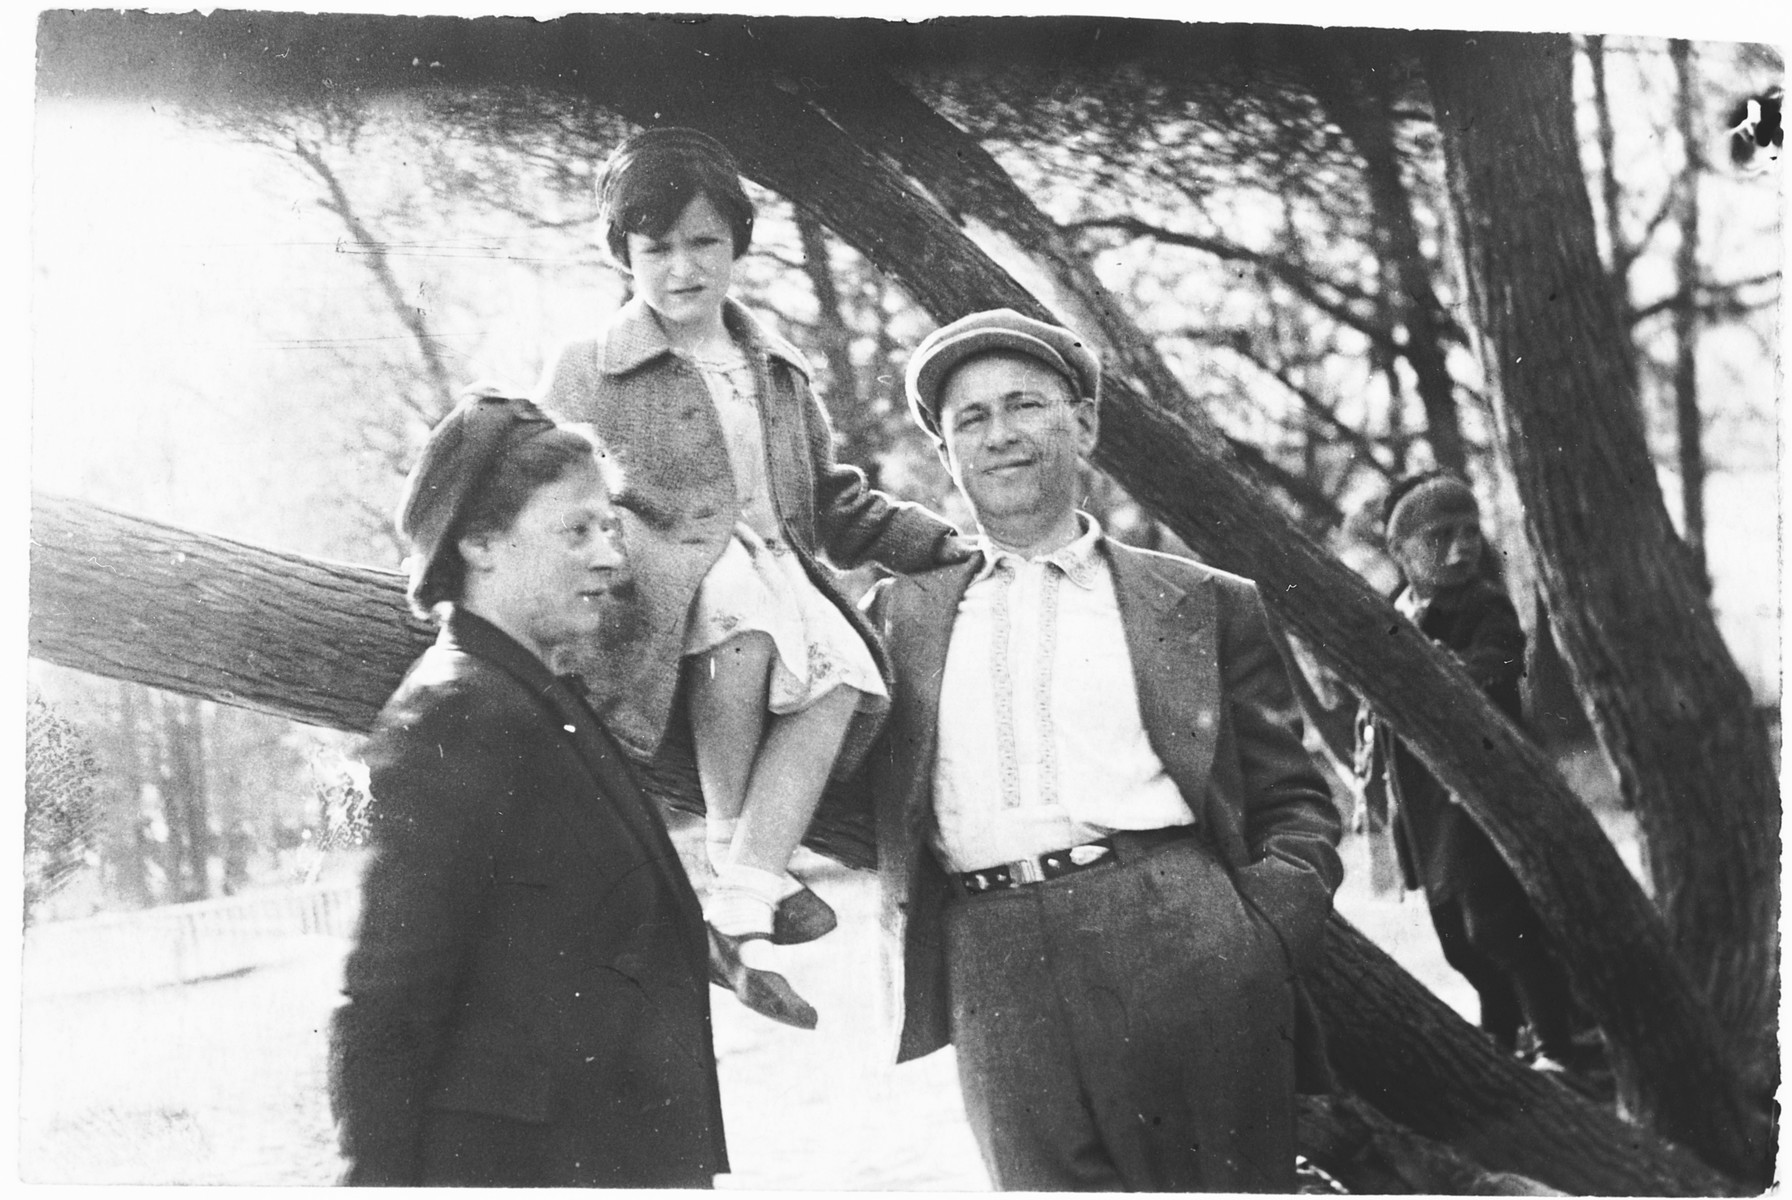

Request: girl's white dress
left=679, top=340, right=889, bottom=718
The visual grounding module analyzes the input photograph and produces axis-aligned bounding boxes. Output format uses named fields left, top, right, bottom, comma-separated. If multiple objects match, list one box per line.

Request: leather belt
left=954, top=825, right=1196, bottom=896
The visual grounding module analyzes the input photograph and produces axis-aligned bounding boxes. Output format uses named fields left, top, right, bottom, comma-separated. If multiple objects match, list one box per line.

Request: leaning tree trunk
left=1297, top=1093, right=1562, bottom=1196
left=1420, top=31, right=1779, bottom=1118
left=32, top=10, right=1763, bottom=1179
left=1300, top=32, right=1469, bottom=475
left=1309, top=916, right=1732, bottom=1193
left=26, top=493, right=1736, bottom=1196
left=761, top=52, right=1346, bottom=527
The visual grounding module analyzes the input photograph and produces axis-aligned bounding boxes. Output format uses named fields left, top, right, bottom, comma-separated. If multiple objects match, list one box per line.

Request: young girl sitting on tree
left=542, top=127, right=969, bottom=1027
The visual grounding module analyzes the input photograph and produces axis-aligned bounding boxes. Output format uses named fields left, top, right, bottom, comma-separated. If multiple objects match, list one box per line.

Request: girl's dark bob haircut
left=595, top=127, right=755, bottom=268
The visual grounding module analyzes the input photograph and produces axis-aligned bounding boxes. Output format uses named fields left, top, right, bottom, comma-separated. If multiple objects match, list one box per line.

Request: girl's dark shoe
left=771, top=881, right=837, bottom=945
left=706, top=924, right=819, bottom=1030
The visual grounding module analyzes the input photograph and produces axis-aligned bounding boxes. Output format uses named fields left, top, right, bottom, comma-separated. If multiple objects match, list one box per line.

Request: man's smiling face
left=937, top=352, right=1097, bottom=542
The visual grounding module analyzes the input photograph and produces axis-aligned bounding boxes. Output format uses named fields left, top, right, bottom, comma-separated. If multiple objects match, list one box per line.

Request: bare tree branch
left=1204, top=332, right=1400, bottom=480
left=1627, top=273, right=1782, bottom=325
left=1064, top=214, right=1392, bottom=348
left=284, top=131, right=458, bottom=415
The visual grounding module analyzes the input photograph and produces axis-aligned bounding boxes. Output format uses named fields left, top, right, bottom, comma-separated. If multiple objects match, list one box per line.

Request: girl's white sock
left=705, top=817, right=740, bottom=875
left=708, top=817, right=805, bottom=900
left=706, top=862, right=785, bottom=939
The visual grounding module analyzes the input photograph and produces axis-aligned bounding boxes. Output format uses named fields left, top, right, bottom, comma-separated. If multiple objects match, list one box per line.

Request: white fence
left=22, top=883, right=361, bottom=998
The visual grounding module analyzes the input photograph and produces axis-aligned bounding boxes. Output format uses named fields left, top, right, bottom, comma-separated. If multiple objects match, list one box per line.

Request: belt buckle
left=1011, top=855, right=1044, bottom=885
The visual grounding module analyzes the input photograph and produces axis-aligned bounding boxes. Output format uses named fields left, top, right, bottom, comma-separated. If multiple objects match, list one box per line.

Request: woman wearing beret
left=328, top=390, right=733, bottom=1186
left=541, top=128, right=970, bottom=1022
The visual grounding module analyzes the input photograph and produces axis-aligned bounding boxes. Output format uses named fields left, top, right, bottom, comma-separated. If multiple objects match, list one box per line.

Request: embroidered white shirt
left=931, top=517, right=1194, bottom=873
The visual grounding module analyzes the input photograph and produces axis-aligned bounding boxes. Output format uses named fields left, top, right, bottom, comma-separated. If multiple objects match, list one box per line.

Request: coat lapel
left=549, top=690, right=709, bottom=954
left=882, top=560, right=981, bottom=858
left=875, top=559, right=979, bottom=1061
left=597, top=297, right=677, bottom=376
left=446, top=611, right=706, bottom=948
left=599, top=295, right=812, bottom=381
left=1108, top=544, right=1223, bottom=813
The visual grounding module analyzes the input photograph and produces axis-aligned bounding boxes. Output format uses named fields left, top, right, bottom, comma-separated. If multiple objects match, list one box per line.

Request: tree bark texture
left=787, top=56, right=1346, bottom=526
left=1298, top=1092, right=1565, bottom=1196
left=778, top=57, right=1234, bottom=446
left=1310, top=917, right=1732, bottom=1195
left=1420, top=32, right=1778, bottom=1128
left=1300, top=33, right=1469, bottom=473
left=33, top=11, right=1764, bottom=1178
left=30, top=492, right=434, bottom=733
left=28, top=494, right=1736, bottom=1195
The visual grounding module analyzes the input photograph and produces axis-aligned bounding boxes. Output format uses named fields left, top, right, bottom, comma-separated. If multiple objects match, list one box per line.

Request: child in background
left=1355, top=471, right=1595, bottom=1074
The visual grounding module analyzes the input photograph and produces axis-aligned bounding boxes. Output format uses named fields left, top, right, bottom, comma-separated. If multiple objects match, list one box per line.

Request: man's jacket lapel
left=1108, top=544, right=1223, bottom=816
left=881, top=559, right=981, bottom=849
left=872, top=557, right=979, bottom=1062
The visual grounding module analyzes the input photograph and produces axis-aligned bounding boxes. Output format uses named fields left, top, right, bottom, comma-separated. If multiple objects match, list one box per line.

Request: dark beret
left=395, top=384, right=556, bottom=616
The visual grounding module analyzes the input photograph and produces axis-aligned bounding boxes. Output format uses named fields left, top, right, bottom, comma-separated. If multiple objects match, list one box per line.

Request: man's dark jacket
left=328, top=609, right=727, bottom=1186
left=859, top=540, right=1343, bottom=1088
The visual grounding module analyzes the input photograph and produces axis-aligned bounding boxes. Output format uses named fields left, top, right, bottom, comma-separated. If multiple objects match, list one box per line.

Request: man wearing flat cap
left=854, top=309, right=1343, bottom=1190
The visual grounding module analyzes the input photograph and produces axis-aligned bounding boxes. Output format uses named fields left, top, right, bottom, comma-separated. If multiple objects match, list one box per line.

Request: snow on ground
left=18, top=829, right=1560, bottom=1187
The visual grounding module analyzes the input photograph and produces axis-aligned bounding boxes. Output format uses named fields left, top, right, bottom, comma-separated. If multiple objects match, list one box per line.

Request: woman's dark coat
left=328, top=609, right=727, bottom=1187
left=540, top=297, right=955, bottom=759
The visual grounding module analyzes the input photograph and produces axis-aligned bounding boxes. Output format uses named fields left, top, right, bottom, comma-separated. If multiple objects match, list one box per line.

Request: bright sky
left=33, top=101, right=333, bottom=486
left=30, top=92, right=622, bottom=563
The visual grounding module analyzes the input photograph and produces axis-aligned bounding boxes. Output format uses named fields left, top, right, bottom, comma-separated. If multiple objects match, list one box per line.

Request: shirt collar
left=1395, top=585, right=1428, bottom=622
left=972, top=512, right=1105, bottom=589
left=598, top=295, right=812, bottom=380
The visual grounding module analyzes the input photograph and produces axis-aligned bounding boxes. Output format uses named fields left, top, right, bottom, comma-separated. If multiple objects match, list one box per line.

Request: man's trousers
left=943, top=834, right=1299, bottom=1192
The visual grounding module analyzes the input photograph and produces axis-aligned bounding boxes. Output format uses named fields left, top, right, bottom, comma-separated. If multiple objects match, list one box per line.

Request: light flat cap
left=905, top=308, right=1100, bottom=441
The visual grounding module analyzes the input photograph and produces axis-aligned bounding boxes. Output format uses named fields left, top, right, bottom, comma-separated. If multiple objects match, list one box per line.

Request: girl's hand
left=935, top=533, right=980, bottom=565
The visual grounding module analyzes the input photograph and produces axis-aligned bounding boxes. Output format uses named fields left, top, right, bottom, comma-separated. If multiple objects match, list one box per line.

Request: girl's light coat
left=542, top=296, right=954, bottom=761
